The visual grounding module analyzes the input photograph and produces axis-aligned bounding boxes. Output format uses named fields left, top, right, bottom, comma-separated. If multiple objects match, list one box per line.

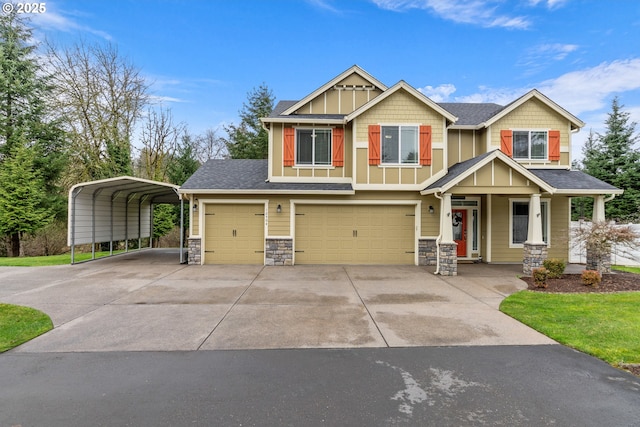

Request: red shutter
left=283, top=127, right=295, bottom=166
left=500, top=130, right=513, bottom=157
left=368, top=125, right=380, bottom=165
left=332, top=128, right=344, bottom=167
left=419, top=125, right=432, bottom=166
left=548, top=130, right=560, bottom=161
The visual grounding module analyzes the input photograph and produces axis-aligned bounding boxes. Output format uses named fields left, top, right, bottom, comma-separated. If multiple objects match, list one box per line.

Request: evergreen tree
left=581, top=97, right=640, bottom=222
left=0, top=140, right=53, bottom=256
left=223, top=84, right=275, bottom=159
left=0, top=11, right=66, bottom=256
left=167, top=132, right=201, bottom=185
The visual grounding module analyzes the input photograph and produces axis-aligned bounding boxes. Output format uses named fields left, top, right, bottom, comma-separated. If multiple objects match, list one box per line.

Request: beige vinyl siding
left=268, top=198, right=290, bottom=236
left=272, top=124, right=284, bottom=176
left=451, top=159, right=538, bottom=195
left=421, top=195, right=440, bottom=236
left=447, top=129, right=477, bottom=166
left=294, top=74, right=383, bottom=115
left=491, top=98, right=571, bottom=166
left=354, top=89, right=446, bottom=185
left=490, top=195, right=569, bottom=262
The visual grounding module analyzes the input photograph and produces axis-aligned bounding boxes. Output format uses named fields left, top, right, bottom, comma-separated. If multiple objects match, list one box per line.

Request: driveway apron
left=1, top=249, right=554, bottom=352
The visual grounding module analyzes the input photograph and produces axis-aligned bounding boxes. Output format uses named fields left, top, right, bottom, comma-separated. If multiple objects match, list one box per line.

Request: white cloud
left=418, top=83, right=457, bottom=102
left=305, top=0, right=342, bottom=13
left=517, top=43, right=579, bottom=76
left=528, top=0, right=569, bottom=9
left=371, top=0, right=531, bottom=29
left=30, top=8, right=112, bottom=40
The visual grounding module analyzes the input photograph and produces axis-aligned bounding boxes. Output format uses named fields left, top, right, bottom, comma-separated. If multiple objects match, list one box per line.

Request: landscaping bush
left=543, top=258, right=566, bottom=279
left=582, top=270, right=602, bottom=287
left=533, top=267, right=549, bottom=288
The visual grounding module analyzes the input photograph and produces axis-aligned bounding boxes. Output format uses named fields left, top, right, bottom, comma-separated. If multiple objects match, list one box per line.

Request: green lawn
left=501, top=291, right=640, bottom=366
left=612, top=265, right=640, bottom=274
left=0, top=303, right=53, bottom=352
left=0, top=251, right=120, bottom=267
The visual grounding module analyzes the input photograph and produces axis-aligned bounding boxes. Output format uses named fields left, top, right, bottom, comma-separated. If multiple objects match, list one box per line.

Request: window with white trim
left=381, top=125, right=418, bottom=164
left=296, top=128, right=331, bottom=166
left=510, top=199, right=549, bottom=246
left=513, top=130, right=547, bottom=160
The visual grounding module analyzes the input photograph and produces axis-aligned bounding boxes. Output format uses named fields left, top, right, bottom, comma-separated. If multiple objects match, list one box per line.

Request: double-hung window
left=296, top=128, right=331, bottom=166
left=381, top=125, right=418, bottom=164
left=513, top=130, right=547, bottom=160
left=510, top=199, right=549, bottom=246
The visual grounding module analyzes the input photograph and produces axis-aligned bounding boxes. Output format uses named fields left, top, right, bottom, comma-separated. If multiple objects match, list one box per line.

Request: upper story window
left=296, top=128, right=332, bottom=166
left=381, top=125, right=418, bottom=164
left=513, top=130, right=547, bottom=160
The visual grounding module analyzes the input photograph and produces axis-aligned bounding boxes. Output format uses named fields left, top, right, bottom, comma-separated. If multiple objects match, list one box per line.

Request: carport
left=67, top=176, right=184, bottom=264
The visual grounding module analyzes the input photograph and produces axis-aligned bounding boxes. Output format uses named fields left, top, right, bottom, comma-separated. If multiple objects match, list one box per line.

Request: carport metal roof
left=67, top=176, right=184, bottom=264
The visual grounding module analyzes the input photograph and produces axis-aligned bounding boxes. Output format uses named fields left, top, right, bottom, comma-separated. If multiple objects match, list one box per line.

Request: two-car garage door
left=203, top=203, right=416, bottom=265
left=295, top=205, right=415, bottom=264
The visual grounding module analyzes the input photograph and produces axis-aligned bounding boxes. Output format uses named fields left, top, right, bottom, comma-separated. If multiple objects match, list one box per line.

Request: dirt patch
left=520, top=271, right=640, bottom=293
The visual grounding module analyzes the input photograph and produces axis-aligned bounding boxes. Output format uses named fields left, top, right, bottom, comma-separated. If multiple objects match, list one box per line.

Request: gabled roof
left=69, top=176, right=180, bottom=204
left=483, top=89, right=585, bottom=130
left=529, top=169, right=623, bottom=194
left=421, top=150, right=555, bottom=194
left=280, top=65, right=388, bottom=116
left=346, top=81, right=458, bottom=123
left=180, top=159, right=354, bottom=194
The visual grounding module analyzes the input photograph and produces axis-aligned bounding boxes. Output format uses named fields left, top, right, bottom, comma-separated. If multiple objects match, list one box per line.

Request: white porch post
left=593, top=195, right=605, bottom=222
left=523, top=193, right=547, bottom=275
left=526, top=193, right=545, bottom=245
left=440, top=193, right=454, bottom=244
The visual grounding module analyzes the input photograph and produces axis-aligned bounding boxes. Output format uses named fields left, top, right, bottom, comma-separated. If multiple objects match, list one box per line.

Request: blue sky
left=26, top=0, right=640, bottom=158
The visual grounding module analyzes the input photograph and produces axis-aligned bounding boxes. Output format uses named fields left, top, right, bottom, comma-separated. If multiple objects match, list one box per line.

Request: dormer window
left=296, top=128, right=332, bottom=166
left=381, top=125, right=418, bottom=164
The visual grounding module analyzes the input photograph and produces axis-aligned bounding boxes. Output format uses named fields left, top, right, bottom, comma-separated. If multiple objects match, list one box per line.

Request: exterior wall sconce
left=193, top=203, right=198, bottom=212
left=276, top=204, right=282, bottom=213
left=429, top=205, right=434, bottom=214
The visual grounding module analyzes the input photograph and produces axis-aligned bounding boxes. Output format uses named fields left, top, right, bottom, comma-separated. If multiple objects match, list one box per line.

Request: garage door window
left=296, top=128, right=332, bottom=166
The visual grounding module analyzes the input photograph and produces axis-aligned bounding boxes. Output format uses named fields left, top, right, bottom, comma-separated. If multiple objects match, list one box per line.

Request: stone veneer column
left=523, top=243, right=547, bottom=276
left=187, top=238, right=201, bottom=265
left=265, top=238, right=293, bottom=266
left=418, top=239, right=438, bottom=266
left=438, top=242, right=458, bottom=276
left=586, top=243, right=611, bottom=274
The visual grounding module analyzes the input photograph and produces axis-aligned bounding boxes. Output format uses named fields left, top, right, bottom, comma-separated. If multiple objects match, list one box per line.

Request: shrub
left=582, top=270, right=602, bottom=287
left=532, top=267, right=549, bottom=288
left=543, top=258, right=566, bottom=279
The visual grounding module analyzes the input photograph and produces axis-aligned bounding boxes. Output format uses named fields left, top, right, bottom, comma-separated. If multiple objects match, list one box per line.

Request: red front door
left=452, top=210, right=467, bottom=257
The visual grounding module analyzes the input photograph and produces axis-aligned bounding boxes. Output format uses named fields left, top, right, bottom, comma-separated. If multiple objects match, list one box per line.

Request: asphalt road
left=2, top=345, right=639, bottom=426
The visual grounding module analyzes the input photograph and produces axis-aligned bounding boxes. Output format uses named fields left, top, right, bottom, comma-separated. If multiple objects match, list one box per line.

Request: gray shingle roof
left=181, top=159, right=353, bottom=192
left=423, top=151, right=495, bottom=190
left=438, top=103, right=505, bottom=126
left=529, top=169, right=620, bottom=191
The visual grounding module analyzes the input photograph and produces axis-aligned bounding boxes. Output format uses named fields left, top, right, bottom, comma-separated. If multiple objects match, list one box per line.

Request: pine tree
left=0, top=11, right=66, bottom=256
left=0, top=141, right=53, bottom=256
left=581, top=97, right=640, bottom=222
left=167, top=133, right=200, bottom=186
left=223, top=84, right=275, bottom=159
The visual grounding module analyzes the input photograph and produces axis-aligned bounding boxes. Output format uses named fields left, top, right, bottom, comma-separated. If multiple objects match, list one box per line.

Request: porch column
left=587, top=195, right=611, bottom=273
left=438, top=193, right=457, bottom=276
left=523, top=193, right=547, bottom=276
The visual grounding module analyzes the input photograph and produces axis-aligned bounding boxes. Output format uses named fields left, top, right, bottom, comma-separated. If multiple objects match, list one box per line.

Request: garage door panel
left=295, top=205, right=415, bottom=265
left=204, top=204, right=264, bottom=265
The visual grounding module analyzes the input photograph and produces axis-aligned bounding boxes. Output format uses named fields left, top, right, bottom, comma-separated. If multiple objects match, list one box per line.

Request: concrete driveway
left=1, top=249, right=554, bottom=352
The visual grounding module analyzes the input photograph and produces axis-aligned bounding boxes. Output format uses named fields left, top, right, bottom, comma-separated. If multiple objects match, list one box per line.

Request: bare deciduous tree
left=196, top=127, right=227, bottom=162
left=46, top=40, right=149, bottom=185
left=136, top=107, right=185, bottom=181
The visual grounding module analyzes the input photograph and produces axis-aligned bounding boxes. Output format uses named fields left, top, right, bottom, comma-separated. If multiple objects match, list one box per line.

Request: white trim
left=188, top=188, right=355, bottom=195
left=293, top=127, right=333, bottom=167
left=508, top=197, right=551, bottom=249
left=267, top=176, right=352, bottom=184
left=487, top=194, right=492, bottom=263
left=511, top=129, right=549, bottom=161
left=554, top=188, right=623, bottom=195
left=352, top=183, right=425, bottom=191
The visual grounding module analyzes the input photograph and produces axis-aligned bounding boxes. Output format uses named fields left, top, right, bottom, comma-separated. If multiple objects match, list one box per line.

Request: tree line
left=0, top=12, right=274, bottom=257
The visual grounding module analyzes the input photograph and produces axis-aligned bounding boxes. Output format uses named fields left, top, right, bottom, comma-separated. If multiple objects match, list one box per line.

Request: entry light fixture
left=429, top=205, right=434, bottom=214
left=193, top=202, right=198, bottom=212
left=276, top=204, right=282, bottom=213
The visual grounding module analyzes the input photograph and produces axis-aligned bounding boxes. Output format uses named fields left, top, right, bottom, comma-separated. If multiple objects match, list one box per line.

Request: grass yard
left=0, top=303, right=53, bottom=352
left=613, top=265, right=640, bottom=274
left=0, top=251, right=120, bottom=267
left=501, top=291, right=640, bottom=366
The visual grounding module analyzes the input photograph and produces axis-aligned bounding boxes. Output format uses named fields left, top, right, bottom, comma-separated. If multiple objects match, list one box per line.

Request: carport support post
left=70, top=187, right=83, bottom=264
left=437, top=193, right=457, bottom=276
left=179, top=198, right=185, bottom=263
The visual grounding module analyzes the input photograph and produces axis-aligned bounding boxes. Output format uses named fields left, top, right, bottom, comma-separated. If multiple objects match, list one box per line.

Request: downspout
left=433, top=191, right=443, bottom=275
left=604, top=194, right=616, bottom=203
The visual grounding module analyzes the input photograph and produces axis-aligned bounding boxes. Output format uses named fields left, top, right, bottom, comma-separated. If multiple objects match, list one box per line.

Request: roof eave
left=261, top=117, right=347, bottom=125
